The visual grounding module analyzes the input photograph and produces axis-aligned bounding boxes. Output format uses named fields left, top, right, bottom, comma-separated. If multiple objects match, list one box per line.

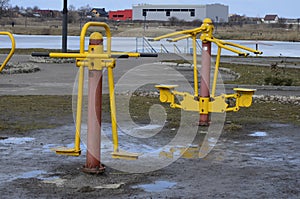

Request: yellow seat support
left=234, top=88, right=256, bottom=107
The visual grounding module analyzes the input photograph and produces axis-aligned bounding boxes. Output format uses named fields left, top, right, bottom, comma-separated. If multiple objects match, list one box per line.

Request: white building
left=132, top=4, right=228, bottom=22
left=262, top=14, right=279, bottom=24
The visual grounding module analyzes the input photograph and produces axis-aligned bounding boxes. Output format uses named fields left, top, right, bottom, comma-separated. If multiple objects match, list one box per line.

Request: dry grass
left=0, top=95, right=298, bottom=135
left=0, top=17, right=299, bottom=41
left=221, top=63, right=300, bottom=86
left=215, top=24, right=300, bottom=41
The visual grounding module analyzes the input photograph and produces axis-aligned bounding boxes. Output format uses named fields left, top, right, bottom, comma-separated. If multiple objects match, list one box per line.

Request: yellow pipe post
left=192, top=35, right=199, bottom=97
left=74, top=65, right=84, bottom=153
left=107, top=66, right=119, bottom=152
left=211, top=47, right=222, bottom=98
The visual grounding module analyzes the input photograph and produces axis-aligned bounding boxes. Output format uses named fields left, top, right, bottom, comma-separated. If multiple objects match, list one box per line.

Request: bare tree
left=0, top=0, right=10, bottom=17
left=68, top=4, right=79, bottom=23
left=79, top=4, right=92, bottom=16
left=33, top=6, right=39, bottom=11
left=168, top=16, right=179, bottom=26
left=68, top=5, right=76, bottom=11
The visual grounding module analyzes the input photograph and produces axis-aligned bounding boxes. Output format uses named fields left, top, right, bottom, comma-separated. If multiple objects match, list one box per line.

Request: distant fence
left=135, top=37, right=202, bottom=54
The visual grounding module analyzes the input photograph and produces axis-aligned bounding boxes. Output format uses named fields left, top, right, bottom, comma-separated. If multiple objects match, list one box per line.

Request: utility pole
left=62, top=0, right=68, bottom=52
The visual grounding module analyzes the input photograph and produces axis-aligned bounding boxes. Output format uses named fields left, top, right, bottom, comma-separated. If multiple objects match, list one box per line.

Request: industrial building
left=109, top=9, right=133, bottom=21
left=132, top=4, right=228, bottom=22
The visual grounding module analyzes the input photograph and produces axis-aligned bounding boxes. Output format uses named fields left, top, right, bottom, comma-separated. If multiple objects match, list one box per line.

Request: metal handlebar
left=31, top=52, right=157, bottom=59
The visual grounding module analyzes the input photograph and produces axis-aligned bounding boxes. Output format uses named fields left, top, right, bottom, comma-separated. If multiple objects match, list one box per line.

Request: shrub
left=264, top=76, right=293, bottom=86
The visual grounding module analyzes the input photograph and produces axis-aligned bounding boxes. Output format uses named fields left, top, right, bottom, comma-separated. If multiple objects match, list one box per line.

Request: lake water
left=0, top=34, right=299, bottom=57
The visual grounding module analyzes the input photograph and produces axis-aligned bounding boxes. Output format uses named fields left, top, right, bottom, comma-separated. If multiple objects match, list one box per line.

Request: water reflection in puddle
left=18, top=170, right=46, bottom=179
left=16, top=170, right=64, bottom=186
left=132, top=180, right=177, bottom=192
left=269, top=123, right=290, bottom=128
left=0, top=137, right=35, bottom=145
left=249, top=132, right=267, bottom=137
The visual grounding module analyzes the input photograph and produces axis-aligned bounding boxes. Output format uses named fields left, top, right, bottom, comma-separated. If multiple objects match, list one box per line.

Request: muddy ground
left=0, top=110, right=299, bottom=199
left=0, top=54, right=299, bottom=198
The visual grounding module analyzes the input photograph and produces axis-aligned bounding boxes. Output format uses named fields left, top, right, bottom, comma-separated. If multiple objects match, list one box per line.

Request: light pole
left=62, top=0, right=68, bottom=53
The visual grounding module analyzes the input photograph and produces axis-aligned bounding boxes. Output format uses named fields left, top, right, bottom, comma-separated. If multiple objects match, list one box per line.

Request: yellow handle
left=80, top=22, right=111, bottom=54
left=0, top=32, right=15, bottom=72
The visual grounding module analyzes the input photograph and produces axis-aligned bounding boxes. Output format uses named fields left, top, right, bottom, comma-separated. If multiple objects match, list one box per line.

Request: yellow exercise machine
left=151, top=18, right=262, bottom=116
left=32, top=22, right=157, bottom=173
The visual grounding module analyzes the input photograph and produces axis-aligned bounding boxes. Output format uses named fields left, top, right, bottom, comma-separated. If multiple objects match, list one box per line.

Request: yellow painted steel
left=192, top=35, right=198, bottom=97
left=211, top=47, right=222, bottom=98
left=54, top=64, right=84, bottom=156
left=0, top=32, right=15, bottom=72
left=153, top=18, right=262, bottom=114
left=107, top=65, right=118, bottom=152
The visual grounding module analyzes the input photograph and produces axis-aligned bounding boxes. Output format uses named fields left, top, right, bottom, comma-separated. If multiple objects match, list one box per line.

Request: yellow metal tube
left=49, top=52, right=152, bottom=59
left=49, top=52, right=110, bottom=59
left=112, top=52, right=140, bottom=57
left=0, top=32, right=15, bottom=72
left=80, top=22, right=112, bottom=54
left=108, top=67, right=118, bottom=152
left=151, top=19, right=214, bottom=42
left=151, top=27, right=203, bottom=41
left=206, top=38, right=247, bottom=56
left=209, top=38, right=262, bottom=56
left=220, top=40, right=262, bottom=55
left=192, top=35, right=198, bottom=97
left=74, top=65, right=85, bottom=152
left=211, top=47, right=222, bottom=98
left=167, top=34, right=191, bottom=42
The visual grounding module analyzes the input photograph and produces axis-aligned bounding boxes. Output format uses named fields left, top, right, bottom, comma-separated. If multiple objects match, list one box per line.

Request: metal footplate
left=52, top=147, right=81, bottom=156
left=111, top=150, right=139, bottom=160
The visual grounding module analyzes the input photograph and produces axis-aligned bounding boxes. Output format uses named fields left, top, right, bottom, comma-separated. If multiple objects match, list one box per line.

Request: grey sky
left=10, top=0, right=300, bottom=18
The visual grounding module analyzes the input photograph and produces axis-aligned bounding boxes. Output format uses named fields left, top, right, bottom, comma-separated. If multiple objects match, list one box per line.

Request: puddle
left=17, top=170, right=47, bottom=179
left=16, top=170, right=64, bottom=186
left=249, top=132, right=267, bottom=137
left=269, top=123, right=290, bottom=128
left=0, top=137, right=35, bottom=145
left=132, top=180, right=176, bottom=192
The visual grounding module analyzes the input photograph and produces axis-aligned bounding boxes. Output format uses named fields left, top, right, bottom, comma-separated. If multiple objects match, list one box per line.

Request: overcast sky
left=10, top=0, right=300, bottom=18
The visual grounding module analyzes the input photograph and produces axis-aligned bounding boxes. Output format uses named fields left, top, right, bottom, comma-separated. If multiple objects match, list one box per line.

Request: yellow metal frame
left=0, top=32, right=15, bottom=72
left=35, top=22, right=147, bottom=159
left=153, top=18, right=262, bottom=114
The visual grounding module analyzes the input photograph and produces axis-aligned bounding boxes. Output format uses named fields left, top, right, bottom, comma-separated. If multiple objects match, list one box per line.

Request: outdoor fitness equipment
left=151, top=18, right=262, bottom=125
left=32, top=22, right=157, bottom=173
